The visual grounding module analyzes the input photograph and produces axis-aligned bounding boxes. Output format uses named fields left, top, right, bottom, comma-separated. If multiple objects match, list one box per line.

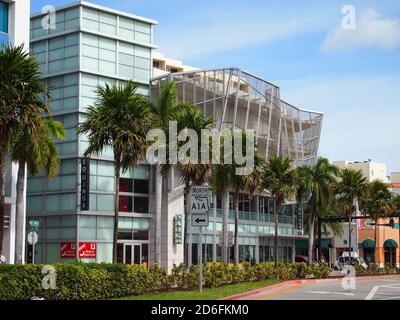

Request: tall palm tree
left=261, top=156, right=296, bottom=267
left=336, top=168, right=368, bottom=263
left=363, top=180, right=392, bottom=271
left=295, top=158, right=339, bottom=265
left=0, top=45, right=51, bottom=257
left=160, top=103, right=213, bottom=267
left=12, top=118, right=65, bottom=264
left=77, top=81, right=151, bottom=263
left=148, top=81, right=181, bottom=265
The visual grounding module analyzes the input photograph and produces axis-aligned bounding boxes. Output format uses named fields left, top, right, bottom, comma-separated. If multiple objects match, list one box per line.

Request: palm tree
left=295, top=158, right=339, bottom=265
left=12, top=118, right=65, bottom=263
left=261, top=156, right=296, bottom=267
left=363, top=180, right=392, bottom=271
left=336, top=168, right=368, bottom=263
left=77, top=81, right=151, bottom=263
left=160, top=103, right=213, bottom=267
left=0, top=45, right=51, bottom=258
left=148, top=81, right=181, bottom=265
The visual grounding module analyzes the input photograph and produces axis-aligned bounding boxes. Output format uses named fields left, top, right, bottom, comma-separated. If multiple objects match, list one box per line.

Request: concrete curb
left=220, top=274, right=400, bottom=300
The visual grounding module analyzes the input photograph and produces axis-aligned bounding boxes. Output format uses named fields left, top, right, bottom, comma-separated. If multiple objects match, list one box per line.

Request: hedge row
left=0, top=262, right=331, bottom=300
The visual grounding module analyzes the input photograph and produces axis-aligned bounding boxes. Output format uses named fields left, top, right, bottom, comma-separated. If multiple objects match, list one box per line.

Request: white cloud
left=321, top=8, right=400, bottom=52
left=280, top=75, right=400, bottom=172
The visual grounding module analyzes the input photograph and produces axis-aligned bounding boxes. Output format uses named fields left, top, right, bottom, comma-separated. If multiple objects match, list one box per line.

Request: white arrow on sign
left=28, top=231, right=38, bottom=245
left=191, top=214, right=209, bottom=227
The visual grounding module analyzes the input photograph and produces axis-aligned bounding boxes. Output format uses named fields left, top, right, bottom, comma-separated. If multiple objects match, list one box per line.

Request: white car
left=334, top=252, right=368, bottom=270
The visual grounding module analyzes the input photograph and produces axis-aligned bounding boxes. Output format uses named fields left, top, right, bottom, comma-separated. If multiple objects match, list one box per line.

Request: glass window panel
left=82, top=56, right=98, bottom=70
left=63, top=97, right=78, bottom=110
left=46, top=195, right=60, bottom=211
left=119, top=195, right=132, bottom=212
left=50, top=22, right=64, bottom=34
left=35, top=52, right=46, bottom=64
left=119, top=42, right=134, bottom=55
left=135, top=56, right=149, bottom=69
left=82, top=33, right=98, bottom=47
left=65, top=7, right=79, bottom=20
left=99, top=48, right=116, bottom=62
left=28, top=196, right=44, bottom=212
left=119, top=53, right=134, bottom=66
left=120, top=17, right=134, bottom=30
left=97, top=194, right=114, bottom=211
left=32, top=41, right=46, bottom=54
left=49, top=37, right=64, bottom=50
left=119, top=28, right=134, bottom=40
left=99, top=12, right=116, bottom=25
left=99, top=23, right=116, bottom=35
left=61, top=215, right=76, bottom=227
left=83, top=18, right=99, bottom=31
left=135, top=68, right=149, bottom=81
left=29, top=178, right=44, bottom=192
left=97, top=216, right=113, bottom=228
left=81, top=73, right=98, bottom=86
left=97, top=176, right=115, bottom=192
left=61, top=227, right=76, bottom=239
left=135, top=46, right=150, bottom=58
left=46, top=228, right=62, bottom=240
left=64, top=73, right=78, bottom=86
left=56, top=10, right=65, bottom=22
left=61, top=175, right=76, bottom=190
left=65, top=18, right=79, bottom=30
left=81, top=85, right=97, bottom=98
left=99, top=61, right=115, bottom=73
left=134, top=179, right=148, bottom=194
left=79, top=215, right=96, bottom=227
left=120, top=178, right=133, bottom=192
left=82, top=8, right=99, bottom=21
left=61, top=193, right=76, bottom=211
left=119, top=217, right=133, bottom=229
left=64, top=56, right=78, bottom=69
left=79, top=227, right=96, bottom=240
left=82, top=44, right=99, bottom=58
left=99, top=37, right=116, bottom=51
left=48, top=60, right=62, bottom=73
left=119, top=64, right=133, bottom=78
left=64, top=45, right=78, bottom=58
left=97, top=228, right=113, bottom=240
left=135, top=21, right=151, bottom=34
left=133, top=229, right=148, bottom=240
left=133, top=217, right=149, bottom=229
left=33, top=28, right=47, bottom=38
left=62, top=142, right=77, bottom=154
left=134, top=197, right=148, bottom=213
left=97, top=161, right=114, bottom=176
left=135, top=32, right=151, bottom=43
left=63, top=85, right=78, bottom=98
left=47, top=176, right=60, bottom=191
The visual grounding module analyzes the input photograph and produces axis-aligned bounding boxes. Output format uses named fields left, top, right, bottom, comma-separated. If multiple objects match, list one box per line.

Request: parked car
left=295, top=255, right=308, bottom=263
left=333, top=252, right=368, bottom=270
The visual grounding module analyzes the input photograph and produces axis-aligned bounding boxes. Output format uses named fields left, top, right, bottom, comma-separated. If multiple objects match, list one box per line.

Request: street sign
left=191, top=214, right=209, bottom=227
left=393, top=223, right=400, bottom=229
left=29, top=220, right=40, bottom=228
left=79, top=242, right=96, bottom=258
left=60, top=242, right=76, bottom=258
left=27, top=231, right=38, bottom=245
left=189, top=186, right=213, bottom=214
left=174, top=215, right=183, bottom=244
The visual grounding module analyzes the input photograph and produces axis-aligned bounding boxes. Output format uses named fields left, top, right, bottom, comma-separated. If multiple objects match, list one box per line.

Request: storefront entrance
left=383, top=239, right=398, bottom=265
left=117, top=242, right=148, bottom=266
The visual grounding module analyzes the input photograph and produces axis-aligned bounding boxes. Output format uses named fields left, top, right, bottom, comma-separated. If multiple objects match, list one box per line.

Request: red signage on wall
left=60, top=242, right=76, bottom=259
left=79, top=242, right=97, bottom=258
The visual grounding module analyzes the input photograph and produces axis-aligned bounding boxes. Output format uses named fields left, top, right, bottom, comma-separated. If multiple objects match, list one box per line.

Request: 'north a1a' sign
left=189, top=186, right=213, bottom=214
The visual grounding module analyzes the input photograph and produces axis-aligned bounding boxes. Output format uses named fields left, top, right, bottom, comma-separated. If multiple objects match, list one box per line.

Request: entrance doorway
left=117, top=243, right=148, bottom=265
left=383, top=239, right=398, bottom=265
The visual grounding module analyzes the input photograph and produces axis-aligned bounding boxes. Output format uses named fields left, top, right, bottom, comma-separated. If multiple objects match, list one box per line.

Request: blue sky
left=31, top=0, right=400, bottom=173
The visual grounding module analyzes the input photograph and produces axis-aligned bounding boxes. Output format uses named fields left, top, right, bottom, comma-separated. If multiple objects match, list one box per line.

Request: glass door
left=117, top=243, right=143, bottom=264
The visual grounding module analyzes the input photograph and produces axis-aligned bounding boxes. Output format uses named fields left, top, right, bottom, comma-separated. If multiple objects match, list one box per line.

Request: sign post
left=190, top=186, right=212, bottom=293
left=28, top=220, right=39, bottom=264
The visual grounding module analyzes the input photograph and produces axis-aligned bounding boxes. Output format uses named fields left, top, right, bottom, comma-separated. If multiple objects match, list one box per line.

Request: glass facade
left=0, top=1, right=8, bottom=47
left=27, top=3, right=155, bottom=264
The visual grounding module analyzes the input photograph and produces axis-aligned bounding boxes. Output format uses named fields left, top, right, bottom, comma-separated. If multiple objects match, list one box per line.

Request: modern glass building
left=150, top=68, right=323, bottom=264
left=1, top=0, right=30, bottom=264
left=27, top=1, right=158, bottom=264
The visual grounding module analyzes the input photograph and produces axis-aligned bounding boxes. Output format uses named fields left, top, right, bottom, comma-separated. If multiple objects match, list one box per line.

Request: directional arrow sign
left=191, top=214, right=209, bottom=227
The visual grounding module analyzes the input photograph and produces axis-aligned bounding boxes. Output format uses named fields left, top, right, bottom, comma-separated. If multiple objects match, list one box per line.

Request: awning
left=295, top=239, right=331, bottom=249
left=360, top=239, right=375, bottom=248
left=384, top=239, right=398, bottom=248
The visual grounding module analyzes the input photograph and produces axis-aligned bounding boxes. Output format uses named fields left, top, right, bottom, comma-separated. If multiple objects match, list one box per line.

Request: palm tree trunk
left=234, top=190, right=239, bottom=265
left=274, top=200, right=280, bottom=267
left=0, top=153, right=6, bottom=258
left=184, top=182, right=190, bottom=267
left=374, top=221, right=378, bottom=274
left=154, top=162, right=162, bottom=265
left=112, top=161, right=121, bottom=263
left=14, top=162, right=26, bottom=264
left=308, top=214, right=315, bottom=266
left=348, top=214, right=352, bottom=265
left=222, top=187, right=229, bottom=264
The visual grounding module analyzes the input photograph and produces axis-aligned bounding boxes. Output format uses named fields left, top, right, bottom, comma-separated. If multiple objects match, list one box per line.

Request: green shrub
left=0, top=261, right=334, bottom=300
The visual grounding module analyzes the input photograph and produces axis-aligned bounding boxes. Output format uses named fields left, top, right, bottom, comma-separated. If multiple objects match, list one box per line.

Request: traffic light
left=389, top=218, right=395, bottom=228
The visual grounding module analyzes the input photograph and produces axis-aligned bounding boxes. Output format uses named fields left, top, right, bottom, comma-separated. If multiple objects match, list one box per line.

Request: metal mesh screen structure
left=150, top=68, right=323, bottom=166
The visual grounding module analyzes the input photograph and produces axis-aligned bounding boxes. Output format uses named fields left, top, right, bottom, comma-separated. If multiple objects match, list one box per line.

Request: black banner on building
left=80, top=158, right=90, bottom=211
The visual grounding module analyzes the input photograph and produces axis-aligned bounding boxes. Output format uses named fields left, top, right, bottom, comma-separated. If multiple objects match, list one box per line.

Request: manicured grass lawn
left=117, top=279, right=280, bottom=300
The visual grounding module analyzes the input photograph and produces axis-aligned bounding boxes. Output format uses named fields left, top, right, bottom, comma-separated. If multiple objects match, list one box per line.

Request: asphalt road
left=264, top=276, right=400, bottom=300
